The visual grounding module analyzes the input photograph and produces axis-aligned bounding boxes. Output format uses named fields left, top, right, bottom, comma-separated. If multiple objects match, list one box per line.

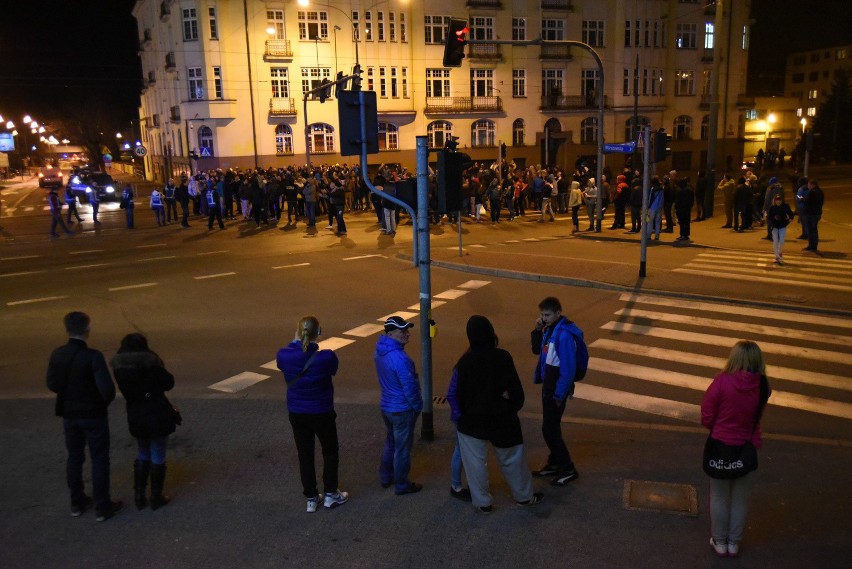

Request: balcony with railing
left=701, top=48, right=714, bottom=63
left=468, top=44, right=502, bottom=62
left=165, top=51, right=176, bottom=71
left=264, top=39, right=293, bottom=59
left=466, top=0, right=502, bottom=7
left=159, top=1, right=171, bottom=22
left=540, top=44, right=573, bottom=60
left=539, top=94, right=608, bottom=111
left=425, top=96, right=503, bottom=114
left=541, top=0, right=575, bottom=10
left=169, top=105, right=181, bottom=123
left=269, top=98, right=297, bottom=116
left=699, top=94, right=713, bottom=109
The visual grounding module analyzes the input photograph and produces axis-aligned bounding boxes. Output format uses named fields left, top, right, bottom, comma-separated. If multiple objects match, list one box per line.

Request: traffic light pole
left=302, top=73, right=358, bottom=170
left=639, top=126, right=651, bottom=278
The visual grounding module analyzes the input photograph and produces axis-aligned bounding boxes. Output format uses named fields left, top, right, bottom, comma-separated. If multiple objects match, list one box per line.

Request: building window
left=795, top=108, right=802, bottom=118
left=792, top=72, right=804, bottom=84
left=581, top=69, right=600, bottom=104
left=377, top=11, right=385, bottom=41
left=542, top=69, right=563, bottom=98
left=379, top=67, right=387, bottom=97
left=391, top=67, right=398, bottom=97
left=308, top=123, right=334, bottom=153
left=301, top=67, right=331, bottom=95
left=427, top=120, right=453, bottom=150
left=400, top=12, right=407, bottom=42
left=623, top=69, right=630, bottom=96
left=513, top=119, right=525, bottom=146
left=424, top=15, right=449, bottom=44
left=271, top=68, right=290, bottom=98
left=808, top=89, right=818, bottom=99
left=809, top=71, right=818, bottom=81
left=208, top=7, right=218, bottom=40
left=542, top=19, right=565, bottom=41
left=212, top=66, right=222, bottom=99
left=676, top=23, right=697, bottom=49
left=582, top=21, right=605, bottom=47
left=470, top=68, right=493, bottom=97
left=810, top=53, right=820, bottom=63
left=674, top=70, right=695, bottom=95
left=364, top=11, right=373, bottom=41
left=182, top=8, right=199, bottom=41
left=470, top=17, right=494, bottom=42
left=471, top=120, right=495, bottom=147
left=267, top=10, right=285, bottom=39
left=807, top=107, right=816, bottom=117
left=275, top=124, right=293, bottom=155
left=426, top=68, right=450, bottom=97
left=704, top=22, right=714, bottom=49
left=700, top=115, right=710, bottom=140
left=298, top=11, right=328, bottom=41
left=198, top=126, right=213, bottom=154
left=512, top=18, right=526, bottom=41
left=580, top=117, right=598, bottom=144
left=389, top=12, right=396, bottom=42
left=188, top=67, right=204, bottom=100
left=367, top=67, right=374, bottom=91
left=837, top=48, right=847, bottom=59
left=401, top=67, right=408, bottom=97
left=625, top=116, right=650, bottom=141
left=652, top=69, right=663, bottom=95
left=742, top=25, right=750, bottom=50
left=513, top=69, right=526, bottom=97
left=673, top=115, right=693, bottom=140
left=653, top=21, right=666, bottom=48
left=378, top=122, right=398, bottom=151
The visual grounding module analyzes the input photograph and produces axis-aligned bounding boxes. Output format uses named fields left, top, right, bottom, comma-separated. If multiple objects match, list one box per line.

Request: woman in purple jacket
left=277, top=316, right=349, bottom=513
left=701, top=340, right=771, bottom=558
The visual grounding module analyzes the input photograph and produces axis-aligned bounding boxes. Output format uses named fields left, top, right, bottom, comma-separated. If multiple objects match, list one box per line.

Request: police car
left=67, top=172, right=118, bottom=203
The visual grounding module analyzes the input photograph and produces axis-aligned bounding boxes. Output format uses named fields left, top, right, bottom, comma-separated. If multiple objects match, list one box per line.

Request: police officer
left=121, top=185, right=135, bottom=229
left=207, top=184, right=225, bottom=230
left=163, top=178, right=178, bottom=224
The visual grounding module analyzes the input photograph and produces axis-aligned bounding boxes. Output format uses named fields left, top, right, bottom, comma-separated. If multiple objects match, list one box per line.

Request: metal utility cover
left=623, top=480, right=698, bottom=517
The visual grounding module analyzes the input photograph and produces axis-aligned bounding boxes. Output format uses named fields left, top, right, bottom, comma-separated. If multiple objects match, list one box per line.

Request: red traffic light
left=443, top=19, right=469, bottom=67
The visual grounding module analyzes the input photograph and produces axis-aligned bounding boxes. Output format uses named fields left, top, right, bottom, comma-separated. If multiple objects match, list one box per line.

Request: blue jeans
left=64, top=416, right=111, bottom=510
left=305, top=202, right=316, bottom=226
left=380, top=409, right=419, bottom=491
left=136, top=436, right=169, bottom=465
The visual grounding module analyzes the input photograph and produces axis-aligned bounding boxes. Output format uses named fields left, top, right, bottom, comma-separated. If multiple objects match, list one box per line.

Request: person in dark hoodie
left=277, top=316, right=349, bottom=513
left=456, top=315, right=543, bottom=513
left=110, top=333, right=177, bottom=512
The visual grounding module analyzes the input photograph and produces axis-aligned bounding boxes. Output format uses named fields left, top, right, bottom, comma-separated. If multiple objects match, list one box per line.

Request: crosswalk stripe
left=318, top=337, right=356, bottom=351
left=434, top=289, right=470, bottom=300
left=683, top=261, right=852, bottom=284
left=757, top=264, right=852, bottom=277
left=616, top=293, right=852, bottom=329
left=406, top=300, right=446, bottom=310
left=672, top=268, right=852, bottom=292
left=378, top=310, right=418, bottom=322
left=600, top=321, right=852, bottom=366
left=614, top=308, right=851, bottom=348
left=458, top=280, right=491, bottom=289
left=700, top=252, right=852, bottom=267
left=576, top=383, right=699, bottom=422
left=588, top=359, right=852, bottom=420
left=209, top=372, right=270, bottom=393
left=343, top=323, right=385, bottom=337
left=589, top=338, right=851, bottom=392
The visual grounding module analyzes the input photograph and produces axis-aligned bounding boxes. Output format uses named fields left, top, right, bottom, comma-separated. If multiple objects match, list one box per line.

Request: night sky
left=0, top=0, right=850, bottom=125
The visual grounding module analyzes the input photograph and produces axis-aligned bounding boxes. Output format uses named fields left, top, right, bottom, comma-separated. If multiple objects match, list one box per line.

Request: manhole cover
left=623, top=480, right=698, bottom=517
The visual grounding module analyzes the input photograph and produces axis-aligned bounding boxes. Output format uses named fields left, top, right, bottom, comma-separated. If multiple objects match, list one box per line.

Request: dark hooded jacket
left=111, top=351, right=176, bottom=439
left=455, top=316, right=525, bottom=448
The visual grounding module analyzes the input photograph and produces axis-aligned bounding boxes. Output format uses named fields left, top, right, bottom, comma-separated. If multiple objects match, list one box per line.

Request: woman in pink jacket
left=701, top=340, right=770, bottom=558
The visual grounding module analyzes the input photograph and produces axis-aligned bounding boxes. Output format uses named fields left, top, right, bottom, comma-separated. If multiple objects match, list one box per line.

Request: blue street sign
left=604, top=142, right=636, bottom=154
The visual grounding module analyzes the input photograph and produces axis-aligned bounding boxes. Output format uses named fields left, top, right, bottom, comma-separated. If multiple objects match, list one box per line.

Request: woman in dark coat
left=110, top=333, right=177, bottom=510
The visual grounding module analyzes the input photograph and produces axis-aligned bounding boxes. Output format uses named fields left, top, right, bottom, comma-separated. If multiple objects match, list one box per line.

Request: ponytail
left=296, top=316, right=320, bottom=352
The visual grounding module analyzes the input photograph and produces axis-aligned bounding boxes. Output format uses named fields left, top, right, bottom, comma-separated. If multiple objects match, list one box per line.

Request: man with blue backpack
left=530, top=296, right=588, bottom=486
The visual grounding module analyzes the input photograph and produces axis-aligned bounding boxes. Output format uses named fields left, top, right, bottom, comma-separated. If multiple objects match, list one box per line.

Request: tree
left=797, top=69, right=852, bottom=164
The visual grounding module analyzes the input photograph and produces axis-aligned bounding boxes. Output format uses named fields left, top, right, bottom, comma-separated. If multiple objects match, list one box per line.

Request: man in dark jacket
left=675, top=178, right=695, bottom=241
left=46, top=312, right=123, bottom=521
left=802, top=178, right=824, bottom=252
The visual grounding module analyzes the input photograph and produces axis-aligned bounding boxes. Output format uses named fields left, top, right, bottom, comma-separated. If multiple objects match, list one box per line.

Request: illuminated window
left=427, top=121, right=453, bottom=150
left=275, top=124, right=293, bottom=155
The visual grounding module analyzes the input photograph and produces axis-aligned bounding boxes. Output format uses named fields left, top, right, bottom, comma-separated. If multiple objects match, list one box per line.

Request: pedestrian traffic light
left=351, top=64, right=362, bottom=91
left=443, top=19, right=469, bottom=67
left=500, top=142, right=507, bottom=158
left=437, top=150, right=471, bottom=212
left=653, top=130, right=672, bottom=163
left=318, top=79, right=333, bottom=103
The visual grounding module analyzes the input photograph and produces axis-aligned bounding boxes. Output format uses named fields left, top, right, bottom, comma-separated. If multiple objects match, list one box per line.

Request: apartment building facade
left=133, top=0, right=752, bottom=182
left=785, top=44, right=851, bottom=125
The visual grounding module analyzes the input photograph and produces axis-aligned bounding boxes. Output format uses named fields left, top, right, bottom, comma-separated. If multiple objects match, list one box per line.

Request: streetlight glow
left=6, top=120, right=14, bottom=129
left=23, top=115, right=32, bottom=124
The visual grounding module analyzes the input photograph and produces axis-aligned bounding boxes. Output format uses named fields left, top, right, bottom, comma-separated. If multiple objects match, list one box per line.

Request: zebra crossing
left=673, top=251, right=852, bottom=293
left=581, top=292, right=852, bottom=424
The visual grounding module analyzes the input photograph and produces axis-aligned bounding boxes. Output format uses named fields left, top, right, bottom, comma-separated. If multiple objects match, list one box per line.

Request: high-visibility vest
left=151, top=192, right=163, bottom=207
left=206, top=190, right=216, bottom=207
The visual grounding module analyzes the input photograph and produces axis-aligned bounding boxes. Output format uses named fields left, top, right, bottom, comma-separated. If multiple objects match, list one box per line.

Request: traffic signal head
left=443, top=19, right=468, bottom=67
left=351, top=64, right=362, bottom=91
left=318, top=79, right=333, bottom=103
left=334, top=71, right=346, bottom=98
left=653, top=130, right=672, bottom=163
left=500, top=143, right=507, bottom=158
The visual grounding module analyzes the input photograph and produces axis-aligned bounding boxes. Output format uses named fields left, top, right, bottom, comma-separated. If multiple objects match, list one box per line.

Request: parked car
left=67, top=172, right=118, bottom=203
left=38, top=166, right=63, bottom=188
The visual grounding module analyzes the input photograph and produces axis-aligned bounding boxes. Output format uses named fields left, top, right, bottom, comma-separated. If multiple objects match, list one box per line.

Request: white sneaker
left=710, top=537, right=727, bottom=557
left=727, top=542, right=739, bottom=557
left=323, top=490, right=349, bottom=509
left=306, top=494, right=323, bottom=513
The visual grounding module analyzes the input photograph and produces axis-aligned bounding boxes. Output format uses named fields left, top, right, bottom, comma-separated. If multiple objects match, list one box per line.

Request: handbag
left=703, top=374, right=769, bottom=480
left=163, top=395, right=182, bottom=426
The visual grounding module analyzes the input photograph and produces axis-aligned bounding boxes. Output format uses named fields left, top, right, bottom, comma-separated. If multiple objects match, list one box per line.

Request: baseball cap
left=384, top=316, right=414, bottom=333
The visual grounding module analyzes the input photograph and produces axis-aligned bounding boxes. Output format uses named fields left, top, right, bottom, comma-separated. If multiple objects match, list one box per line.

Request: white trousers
left=457, top=432, right=533, bottom=508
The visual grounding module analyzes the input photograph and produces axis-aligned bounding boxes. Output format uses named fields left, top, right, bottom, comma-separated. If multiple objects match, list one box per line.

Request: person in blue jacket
left=530, top=296, right=582, bottom=486
left=375, top=315, right=423, bottom=495
left=277, top=316, right=349, bottom=513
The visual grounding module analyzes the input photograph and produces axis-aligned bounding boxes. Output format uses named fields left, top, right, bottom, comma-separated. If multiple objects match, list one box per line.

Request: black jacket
left=46, top=339, right=115, bottom=419
left=111, top=351, right=177, bottom=439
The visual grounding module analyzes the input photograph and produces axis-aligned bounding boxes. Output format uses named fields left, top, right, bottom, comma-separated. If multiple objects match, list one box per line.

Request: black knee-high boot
left=149, top=463, right=171, bottom=510
left=134, top=459, right=151, bottom=510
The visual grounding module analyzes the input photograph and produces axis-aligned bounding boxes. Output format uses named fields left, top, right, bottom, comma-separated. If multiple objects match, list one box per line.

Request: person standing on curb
left=150, top=187, right=165, bottom=226
left=675, top=177, right=695, bottom=242
left=110, top=333, right=178, bottom=511
left=176, top=176, right=191, bottom=228
left=530, top=297, right=581, bottom=487
left=120, top=184, right=135, bottom=229
left=719, top=174, right=735, bottom=228
left=46, top=312, right=123, bottom=522
left=445, top=367, right=472, bottom=503
left=457, top=315, right=542, bottom=513
left=802, top=178, right=824, bottom=252
left=277, top=316, right=349, bottom=513
left=163, top=178, right=178, bottom=224
left=375, top=316, right=423, bottom=495
left=702, top=340, right=771, bottom=558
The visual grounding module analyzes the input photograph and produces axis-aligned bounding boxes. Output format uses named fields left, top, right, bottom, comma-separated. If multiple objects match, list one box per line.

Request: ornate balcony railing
left=539, top=94, right=608, bottom=110
left=541, top=0, right=575, bottom=10
left=425, top=96, right=503, bottom=114
left=466, top=0, right=502, bottom=8
left=540, top=44, right=573, bottom=60
left=269, top=98, right=297, bottom=116
left=264, top=39, right=293, bottom=58
left=468, top=44, right=502, bottom=61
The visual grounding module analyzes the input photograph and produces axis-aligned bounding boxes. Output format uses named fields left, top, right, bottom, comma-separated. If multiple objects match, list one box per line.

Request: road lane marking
left=209, top=372, right=270, bottom=393
left=272, top=262, right=310, bottom=269
left=672, top=268, right=852, bottom=292
left=136, top=243, right=168, bottom=248
left=434, top=288, right=470, bottom=300
left=406, top=300, right=446, bottom=310
left=600, top=321, right=852, bottom=366
left=682, top=262, right=852, bottom=284
left=138, top=256, right=177, bottom=262
left=378, top=310, right=418, bottom=322
left=343, top=323, right=385, bottom=337
left=470, top=244, right=486, bottom=248
left=65, top=263, right=109, bottom=270
left=0, top=255, right=40, bottom=261
left=614, top=308, right=851, bottom=348
left=194, top=272, right=236, bottom=280
left=0, top=270, right=46, bottom=278
left=197, top=250, right=229, bottom=255
left=69, top=249, right=104, bottom=255
left=588, top=359, right=852, bottom=420
left=319, top=337, right=355, bottom=351
left=458, top=280, right=491, bottom=289
left=616, top=293, right=852, bottom=329
left=7, top=295, right=69, bottom=306
left=343, top=254, right=386, bottom=260
left=589, top=338, right=851, bottom=392
left=576, top=383, right=699, bottom=422
left=699, top=252, right=852, bottom=266
left=261, top=360, right=279, bottom=370
left=108, top=283, right=158, bottom=291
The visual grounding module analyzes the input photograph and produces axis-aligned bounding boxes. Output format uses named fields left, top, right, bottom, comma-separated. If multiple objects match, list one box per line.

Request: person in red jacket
left=701, top=340, right=771, bottom=558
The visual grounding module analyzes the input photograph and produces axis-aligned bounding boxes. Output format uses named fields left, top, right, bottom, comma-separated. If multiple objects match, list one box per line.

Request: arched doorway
left=541, top=118, right=566, bottom=167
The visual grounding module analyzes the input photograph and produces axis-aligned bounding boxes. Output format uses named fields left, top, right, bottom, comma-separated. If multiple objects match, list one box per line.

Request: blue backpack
left=567, top=325, right=589, bottom=382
